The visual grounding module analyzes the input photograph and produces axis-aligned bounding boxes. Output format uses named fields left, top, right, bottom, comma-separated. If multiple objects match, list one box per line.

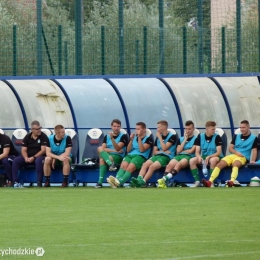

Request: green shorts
left=110, top=154, right=123, bottom=165
left=174, top=154, right=192, bottom=162
left=123, top=154, right=146, bottom=170
left=54, top=157, right=72, bottom=166
left=149, top=155, right=170, bottom=167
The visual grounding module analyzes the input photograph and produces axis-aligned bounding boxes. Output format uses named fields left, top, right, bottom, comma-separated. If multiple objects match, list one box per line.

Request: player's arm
left=153, top=145, right=159, bottom=155
left=138, top=136, right=151, bottom=152
left=184, top=145, right=196, bottom=155
left=211, top=145, right=222, bottom=157
left=250, top=148, right=257, bottom=163
left=195, top=145, right=202, bottom=161
left=194, top=135, right=201, bottom=158
left=63, top=146, right=72, bottom=157
left=34, top=145, right=46, bottom=158
left=0, top=147, right=10, bottom=160
left=110, top=135, right=121, bottom=151
left=156, top=132, right=172, bottom=151
left=21, top=146, right=29, bottom=160
left=176, top=137, right=187, bottom=154
left=250, top=137, right=259, bottom=163
left=112, top=134, right=127, bottom=152
left=228, top=143, right=243, bottom=157
left=127, top=134, right=135, bottom=153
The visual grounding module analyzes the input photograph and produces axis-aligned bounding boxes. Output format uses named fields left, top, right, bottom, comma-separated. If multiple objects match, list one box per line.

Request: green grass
left=0, top=187, right=260, bottom=259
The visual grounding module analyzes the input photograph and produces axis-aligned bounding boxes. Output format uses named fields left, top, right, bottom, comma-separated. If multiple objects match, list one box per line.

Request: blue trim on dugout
left=2, top=80, right=29, bottom=130
left=256, top=76, right=260, bottom=85
left=209, top=77, right=235, bottom=133
left=158, top=78, right=184, bottom=135
left=52, top=79, right=79, bottom=162
left=0, top=73, right=259, bottom=80
left=104, top=78, right=131, bottom=134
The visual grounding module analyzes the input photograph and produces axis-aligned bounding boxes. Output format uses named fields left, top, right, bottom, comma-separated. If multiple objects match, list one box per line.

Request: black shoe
left=95, top=183, right=103, bottom=188
left=61, top=181, right=68, bottom=188
left=148, top=183, right=157, bottom=188
left=44, top=181, right=50, bottom=187
left=37, top=181, right=42, bottom=187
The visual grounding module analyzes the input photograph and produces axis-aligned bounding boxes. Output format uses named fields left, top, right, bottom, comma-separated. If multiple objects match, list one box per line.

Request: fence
left=0, top=0, right=259, bottom=76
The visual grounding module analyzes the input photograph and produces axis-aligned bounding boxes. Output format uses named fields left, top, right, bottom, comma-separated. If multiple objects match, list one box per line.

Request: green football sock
left=116, top=168, right=125, bottom=179
left=191, top=169, right=200, bottom=181
left=98, top=165, right=107, bottom=184
left=99, top=151, right=112, bottom=166
left=118, top=171, right=131, bottom=185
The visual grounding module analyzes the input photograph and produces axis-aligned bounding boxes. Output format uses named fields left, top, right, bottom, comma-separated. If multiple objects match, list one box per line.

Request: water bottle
left=202, top=160, right=208, bottom=177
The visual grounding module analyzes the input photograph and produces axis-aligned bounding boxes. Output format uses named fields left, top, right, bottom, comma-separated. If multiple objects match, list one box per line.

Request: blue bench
left=71, top=163, right=260, bottom=186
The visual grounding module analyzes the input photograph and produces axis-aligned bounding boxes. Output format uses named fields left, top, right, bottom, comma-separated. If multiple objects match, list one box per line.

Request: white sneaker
left=107, top=176, right=120, bottom=188
left=109, top=175, right=120, bottom=186
left=190, top=181, right=200, bottom=188
left=211, top=183, right=215, bottom=188
left=108, top=164, right=117, bottom=171
left=14, top=182, right=24, bottom=188
left=106, top=178, right=117, bottom=188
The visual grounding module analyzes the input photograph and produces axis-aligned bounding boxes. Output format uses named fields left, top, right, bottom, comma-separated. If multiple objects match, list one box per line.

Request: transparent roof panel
left=110, top=78, right=179, bottom=129
left=57, top=79, right=126, bottom=128
left=214, top=77, right=260, bottom=127
left=0, top=81, right=24, bottom=128
left=8, top=80, right=74, bottom=128
left=163, top=78, right=230, bottom=128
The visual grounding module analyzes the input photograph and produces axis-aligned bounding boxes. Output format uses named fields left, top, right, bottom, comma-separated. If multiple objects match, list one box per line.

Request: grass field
left=0, top=186, right=260, bottom=259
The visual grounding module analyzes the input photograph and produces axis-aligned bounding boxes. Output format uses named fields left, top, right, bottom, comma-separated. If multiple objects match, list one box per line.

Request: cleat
left=202, top=178, right=212, bottom=187
left=37, top=181, right=42, bottom=187
left=108, top=176, right=120, bottom=187
left=106, top=177, right=117, bottom=188
left=141, top=182, right=148, bottom=188
left=136, top=176, right=146, bottom=187
left=130, top=177, right=138, bottom=187
left=61, top=182, right=68, bottom=188
left=44, top=181, right=50, bottom=187
left=190, top=181, right=200, bottom=188
left=108, top=163, right=117, bottom=171
left=157, top=178, right=167, bottom=188
left=227, top=180, right=234, bottom=187
left=95, top=183, right=103, bottom=188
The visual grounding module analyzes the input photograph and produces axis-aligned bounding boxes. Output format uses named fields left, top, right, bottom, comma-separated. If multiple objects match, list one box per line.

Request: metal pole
left=64, top=41, right=68, bottom=76
left=222, top=27, right=226, bottom=74
left=135, top=40, right=139, bottom=74
left=207, top=36, right=211, bottom=73
left=101, top=26, right=105, bottom=75
left=182, top=27, right=187, bottom=74
left=75, top=0, right=83, bottom=75
left=143, top=26, right=147, bottom=74
left=13, top=24, right=17, bottom=76
left=198, top=0, right=203, bottom=74
left=118, top=0, right=124, bottom=74
left=58, top=25, right=62, bottom=76
left=37, top=0, right=42, bottom=75
left=236, top=0, right=242, bottom=73
left=159, top=0, right=164, bottom=74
